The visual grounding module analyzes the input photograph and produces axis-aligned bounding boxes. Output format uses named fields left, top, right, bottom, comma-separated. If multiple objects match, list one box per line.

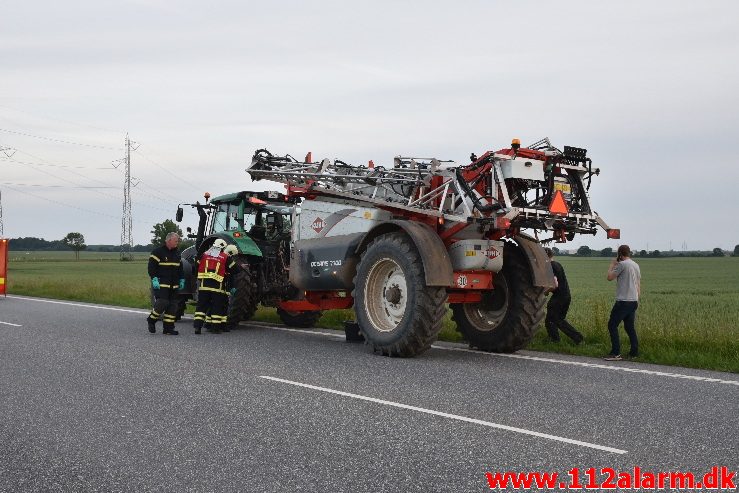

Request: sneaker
left=147, top=319, right=156, bottom=334
left=604, top=354, right=622, bottom=361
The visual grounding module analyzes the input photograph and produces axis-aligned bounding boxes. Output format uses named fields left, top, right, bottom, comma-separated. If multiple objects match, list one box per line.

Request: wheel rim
left=364, top=257, right=408, bottom=332
left=462, top=273, right=509, bottom=331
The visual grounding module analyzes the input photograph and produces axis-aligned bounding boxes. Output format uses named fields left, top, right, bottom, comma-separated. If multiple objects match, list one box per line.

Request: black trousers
left=194, top=290, right=228, bottom=330
left=607, top=300, right=639, bottom=356
left=148, top=287, right=179, bottom=331
left=545, top=295, right=583, bottom=342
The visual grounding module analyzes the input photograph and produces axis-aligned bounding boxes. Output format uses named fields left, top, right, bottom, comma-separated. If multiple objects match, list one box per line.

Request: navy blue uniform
left=147, top=244, right=183, bottom=333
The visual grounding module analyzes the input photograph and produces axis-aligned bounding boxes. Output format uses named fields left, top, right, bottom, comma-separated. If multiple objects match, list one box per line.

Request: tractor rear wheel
left=276, top=308, right=323, bottom=328
left=451, top=241, right=546, bottom=352
left=353, top=233, right=447, bottom=357
left=227, top=265, right=259, bottom=328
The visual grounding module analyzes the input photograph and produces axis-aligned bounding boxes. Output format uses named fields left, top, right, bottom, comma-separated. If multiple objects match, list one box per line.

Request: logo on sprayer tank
left=311, top=217, right=325, bottom=233
left=485, top=247, right=500, bottom=259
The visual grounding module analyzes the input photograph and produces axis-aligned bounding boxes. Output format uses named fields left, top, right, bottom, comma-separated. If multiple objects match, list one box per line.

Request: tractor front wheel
left=227, top=265, right=259, bottom=328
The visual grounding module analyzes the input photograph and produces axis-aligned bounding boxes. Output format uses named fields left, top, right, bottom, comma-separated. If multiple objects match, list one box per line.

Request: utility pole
left=120, top=133, right=134, bottom=261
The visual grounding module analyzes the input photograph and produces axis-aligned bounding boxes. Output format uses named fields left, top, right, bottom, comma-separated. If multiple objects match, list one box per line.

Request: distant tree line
left=6, top=220, right=193, bottom=254
left=561, top=245, right=734, bottom=258
left=7, top=237, right=154, bottom=252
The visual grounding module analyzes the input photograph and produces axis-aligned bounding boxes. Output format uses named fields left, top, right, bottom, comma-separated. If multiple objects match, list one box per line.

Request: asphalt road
left=1, top=295, right=737, bottom=492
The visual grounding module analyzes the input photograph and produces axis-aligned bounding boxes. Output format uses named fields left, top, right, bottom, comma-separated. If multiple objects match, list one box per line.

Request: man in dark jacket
left=147, top=232, right=184, bottom=335
left=544, top=247, right=583, bottom=344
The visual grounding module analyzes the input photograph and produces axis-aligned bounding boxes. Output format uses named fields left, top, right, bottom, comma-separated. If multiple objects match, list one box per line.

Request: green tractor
left=176, top=190, right=322, bottom=328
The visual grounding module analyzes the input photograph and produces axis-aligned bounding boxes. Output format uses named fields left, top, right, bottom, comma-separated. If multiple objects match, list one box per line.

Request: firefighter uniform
left=194, top=246, right=235, bottom=334
left=147, top=243, right=184, bottom=335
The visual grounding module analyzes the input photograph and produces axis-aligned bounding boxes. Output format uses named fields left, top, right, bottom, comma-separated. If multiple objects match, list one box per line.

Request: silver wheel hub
left=364, top=258, right=408, bottom=332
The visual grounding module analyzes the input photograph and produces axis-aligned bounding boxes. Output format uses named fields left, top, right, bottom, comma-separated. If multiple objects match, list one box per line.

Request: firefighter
left=194, top=239, right=235, bottom=334
left=147, top=232, right=184, bottom=335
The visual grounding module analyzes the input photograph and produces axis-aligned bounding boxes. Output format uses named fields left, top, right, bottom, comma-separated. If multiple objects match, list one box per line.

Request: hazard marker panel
left=548, top=190, right=569, bottom=215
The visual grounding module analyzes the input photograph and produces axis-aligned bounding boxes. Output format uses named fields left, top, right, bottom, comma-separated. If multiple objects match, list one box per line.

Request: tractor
left=176, top=190, right=322, bottom=328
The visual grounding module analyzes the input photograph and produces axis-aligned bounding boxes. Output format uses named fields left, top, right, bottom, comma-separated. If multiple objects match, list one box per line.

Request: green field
left=5, top=252, right=738, bottom=373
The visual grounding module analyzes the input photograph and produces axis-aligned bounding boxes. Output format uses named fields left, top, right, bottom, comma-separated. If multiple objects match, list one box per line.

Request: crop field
left=5, top=253, right=738, bottom=372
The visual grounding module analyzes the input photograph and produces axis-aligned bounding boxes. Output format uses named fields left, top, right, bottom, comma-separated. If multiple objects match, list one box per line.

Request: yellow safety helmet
left=212, top=239, right=227, bottom=250
left=224, top=244, right=238, bottom=256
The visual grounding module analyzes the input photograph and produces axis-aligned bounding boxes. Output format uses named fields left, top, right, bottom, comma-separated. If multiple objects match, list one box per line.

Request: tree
left=712, top=247, right=725, bottom=257
left=576, top=245, right=592, bottom=257
left=61, top=232, right=86, bottom=260
left=600, top=247, right=613, bottom=257
left=640, top=249, right=647, bottom=257
left=650, top=249, right=661, bottom=258
left=733, top=245, right=739, bottom=257
left=150, top=219, right=183, bottom=247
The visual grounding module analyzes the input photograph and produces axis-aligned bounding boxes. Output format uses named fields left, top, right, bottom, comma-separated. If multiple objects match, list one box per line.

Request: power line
left=0, top=127, right=123, bottom=150
left=0, top=155, right=112, bottom=169
left=2, top=146, right=175, bottom=213
left=132, top=148, right=204, bottom=190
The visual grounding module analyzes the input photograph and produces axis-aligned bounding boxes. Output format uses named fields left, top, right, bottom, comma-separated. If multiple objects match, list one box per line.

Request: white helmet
left=212, top=239, right=227, bottom=250
left=224, top=244, right=238, bottom=256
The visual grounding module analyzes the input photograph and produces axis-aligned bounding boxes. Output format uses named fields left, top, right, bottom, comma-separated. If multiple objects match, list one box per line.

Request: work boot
left=194, top=328, right=201, bottom=335
left=147, top=318, right=156, bottom=333
left=163, top=328, right=179, bottom=336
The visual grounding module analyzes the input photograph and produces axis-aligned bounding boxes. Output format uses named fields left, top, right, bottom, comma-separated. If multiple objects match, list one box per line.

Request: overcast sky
left=1, top=1, right=737, bottom=251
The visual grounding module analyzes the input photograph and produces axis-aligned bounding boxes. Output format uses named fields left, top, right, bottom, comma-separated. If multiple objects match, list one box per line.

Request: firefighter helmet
left=212, top=239, right=227, bottom=250
left=224, top=244, right=238, bottom=256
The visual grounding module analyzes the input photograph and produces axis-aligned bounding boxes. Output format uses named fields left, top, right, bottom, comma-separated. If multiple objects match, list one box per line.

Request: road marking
left=0, top=320, right=22, bottom=327
left=267, top=325, right=739, bottom=387
left=8, top=296, right=738, bottom=387
left=8, top=295, right=149, bottom=314
left=436, top=346, right=739, bottom=387
left=260, top=375, right=628, bottom=455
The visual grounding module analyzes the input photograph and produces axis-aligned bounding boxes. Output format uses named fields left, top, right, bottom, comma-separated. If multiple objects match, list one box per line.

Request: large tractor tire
left=451, top=241, right=546, bottom=352
left=227, top=266, right=259, bottom=328
left=353, top=233, right=447, bottom=357
left=276, top=308, right=323, bottom=328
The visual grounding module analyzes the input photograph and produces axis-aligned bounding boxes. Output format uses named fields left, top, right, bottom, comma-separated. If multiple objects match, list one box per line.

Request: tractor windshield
left=242, top=204, right=292, bottom=239
left=211, top=201, right=242, bottom=233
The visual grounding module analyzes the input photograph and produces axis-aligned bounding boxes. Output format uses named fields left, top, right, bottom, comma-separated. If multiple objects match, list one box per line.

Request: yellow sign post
left=0, top=238, right=8, bottom=296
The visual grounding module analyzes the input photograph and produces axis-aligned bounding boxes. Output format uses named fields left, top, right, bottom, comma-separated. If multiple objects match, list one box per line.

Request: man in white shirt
left=604, top=244, right=641, bottom=361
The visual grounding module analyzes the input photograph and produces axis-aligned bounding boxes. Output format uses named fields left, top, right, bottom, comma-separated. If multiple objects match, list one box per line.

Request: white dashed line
left=260, top=375, right=628, bottom=454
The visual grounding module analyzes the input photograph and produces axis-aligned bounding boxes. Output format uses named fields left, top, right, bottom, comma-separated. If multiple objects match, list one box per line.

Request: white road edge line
left=268, top=326, right=739, bottom=387
left=8, top=295, right=148, bottom=314
left=436, top=346, right=739, bottom=387
left=0, top=320, right=22, bottom=327
left=9, top=296, right=738, bottom=386
left=260, top=375, right=627, bottom=455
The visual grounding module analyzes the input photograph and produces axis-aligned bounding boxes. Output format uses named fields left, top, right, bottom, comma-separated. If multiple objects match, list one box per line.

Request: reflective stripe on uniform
left=159, top=262, right=180, bottom=266
left=197, top=272, right=225, bottom=283
left=149, top=255, right=160, bottom=262
left=199, top=286, right=227, bottom=294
